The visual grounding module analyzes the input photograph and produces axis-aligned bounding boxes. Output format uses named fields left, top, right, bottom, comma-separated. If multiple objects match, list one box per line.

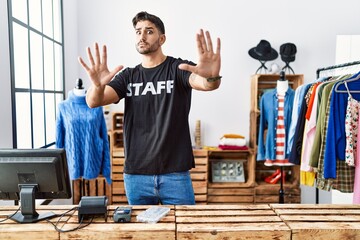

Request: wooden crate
left=111, top=149, right=127, bottom=205
left=255, top=164, right=301, bottom=204
left=271, top=204, right=360, bottom=240
left=175, top=205, right=290, bottom=239
left=72, top=177, right=112, bottom=205
left=207, top=187, right=255, bottom=204
left=249, top=74, right=304, bottom=204
left=192, top=149, right=209, bottom=204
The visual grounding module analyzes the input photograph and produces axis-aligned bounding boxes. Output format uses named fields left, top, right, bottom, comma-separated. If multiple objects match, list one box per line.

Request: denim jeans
left=123, top=171, right=195, bottom=205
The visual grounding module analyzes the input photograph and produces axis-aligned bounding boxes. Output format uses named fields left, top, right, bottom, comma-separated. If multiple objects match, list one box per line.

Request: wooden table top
left=1, top=204, right=360, bottom=240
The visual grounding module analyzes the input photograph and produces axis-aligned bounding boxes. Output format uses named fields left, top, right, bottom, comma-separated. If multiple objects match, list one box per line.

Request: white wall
left=2, top=0, right=360, bottom=204
left=70, top=0, right=360, bottom=147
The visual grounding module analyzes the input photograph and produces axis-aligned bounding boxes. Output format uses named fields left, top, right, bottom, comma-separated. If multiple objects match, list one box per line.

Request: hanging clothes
left=324, top=73, right=360, bottom=179
left=344, top=81, right=360, bottom=167
left=56, top=90, right=112, bottom=184
left=354, top=122, right=360, bottom=203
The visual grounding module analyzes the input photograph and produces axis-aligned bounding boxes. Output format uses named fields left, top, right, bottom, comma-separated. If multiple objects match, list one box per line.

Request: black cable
left=46, top=207, right=94, bottom=233
left=0, top=206, right=21, bottom=223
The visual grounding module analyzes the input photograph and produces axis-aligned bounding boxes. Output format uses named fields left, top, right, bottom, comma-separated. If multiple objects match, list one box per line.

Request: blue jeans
left=123, top=171, right=195, bottom=205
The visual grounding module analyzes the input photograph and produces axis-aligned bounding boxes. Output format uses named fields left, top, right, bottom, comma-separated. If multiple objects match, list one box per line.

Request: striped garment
left=276, top=94, right=286, bottom=160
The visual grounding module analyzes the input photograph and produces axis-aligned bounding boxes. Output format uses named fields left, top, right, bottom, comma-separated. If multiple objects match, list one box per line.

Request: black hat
left=248, top=40, right=278, bottom=61
left=280, top=43, right=297, bottom=62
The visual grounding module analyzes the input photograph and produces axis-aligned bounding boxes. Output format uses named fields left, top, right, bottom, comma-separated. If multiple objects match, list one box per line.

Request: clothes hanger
left=334, top=71, right=360, bottom=93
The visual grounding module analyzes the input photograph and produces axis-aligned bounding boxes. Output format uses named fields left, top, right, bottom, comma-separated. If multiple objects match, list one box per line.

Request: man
left=78, top=11, right=221, bottom=205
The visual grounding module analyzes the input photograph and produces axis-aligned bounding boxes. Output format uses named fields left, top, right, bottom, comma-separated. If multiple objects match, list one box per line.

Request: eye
left=147, top=30, right=153, bottom=34
left=135, top=30, right=141, bottom=35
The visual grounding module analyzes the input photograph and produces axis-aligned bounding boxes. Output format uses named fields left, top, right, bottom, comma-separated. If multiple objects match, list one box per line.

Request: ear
left=159, top=34, right=166, bottom=46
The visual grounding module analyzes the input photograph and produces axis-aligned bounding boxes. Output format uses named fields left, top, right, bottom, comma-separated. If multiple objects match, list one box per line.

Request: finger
left=216, top=37, right=221, bottom=55
left=110, top=65, right=124, bottom=77
left=196, top=32, right=204, bottom=55
left=95, top=43, right=101, bottom=65
left=205, top=31, right=213, bottom=53
left=199, top=29, right=208, bottom=52
left=78, top=56, right=90, bottom=71
left=87, top=46, right=95, bottom=66
left=179, top=63, right=196, bottom=73
left=102, top=45, right=107, bottom=66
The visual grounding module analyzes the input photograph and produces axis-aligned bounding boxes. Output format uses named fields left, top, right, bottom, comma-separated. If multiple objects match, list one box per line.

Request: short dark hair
left=132, top=11, right=165, bottom=34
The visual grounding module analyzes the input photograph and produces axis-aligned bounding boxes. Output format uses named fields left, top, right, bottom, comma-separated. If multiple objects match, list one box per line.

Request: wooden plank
left=0, top=223, right=59, bottom=240
left=194, top=157, right=208, bottom=165
left=207, top=195, right=254, bottom=203
left=176, top=209, right=276, bottom=217
left=112, top=151, right=125, bottom=158
left=193, top=149, right=208, bottom=157
left=112, top=173, right=123, bottom=180
left=176, top=204, right=271, bottom=210
left=208, top=187, right=254, bottom=196
left=177, top=222, right=290, bottom=240
left=191, top=164, right=207, bottom=172
left=89, top=179, right=97, bottom=196
left=255, top=195, right=300, bottom=204
left=271, top=204, right=360, bottom=209
left=176, top=215, right=282, bottom=223
left=282, top=214, right=360, bottom=221
left=72, top=179, right=81, bottom=204
left=112, top=165, right=124, bottom=173
left=192, top=181, right=207, bottom=194
left=97, top=178, right=105, bottom=196
left=194, top=194, right=207, bottom=202
left=190, top=172, right=207, bottom=181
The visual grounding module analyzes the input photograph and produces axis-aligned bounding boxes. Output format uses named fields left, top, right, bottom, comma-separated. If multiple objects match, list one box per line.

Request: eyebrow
left=135, top=26, right=155, bottom=31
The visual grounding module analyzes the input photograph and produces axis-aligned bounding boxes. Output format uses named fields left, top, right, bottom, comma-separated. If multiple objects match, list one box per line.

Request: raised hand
left=78, top=43, right=123, bottom=88
left=179, top=29, right=221, bottom=78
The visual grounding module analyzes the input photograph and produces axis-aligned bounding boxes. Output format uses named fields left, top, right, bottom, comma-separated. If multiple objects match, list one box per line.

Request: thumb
left=179, top=63, right=196, bottom=73
left=110, top=65, right=124, bottom=76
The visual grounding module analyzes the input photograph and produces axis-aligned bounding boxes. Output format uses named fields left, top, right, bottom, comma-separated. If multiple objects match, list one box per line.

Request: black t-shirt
left=108, top=56, right=195, bottom=174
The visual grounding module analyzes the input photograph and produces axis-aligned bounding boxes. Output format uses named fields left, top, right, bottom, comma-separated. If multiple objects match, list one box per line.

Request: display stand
left=279, top=166, right=284, bottom=203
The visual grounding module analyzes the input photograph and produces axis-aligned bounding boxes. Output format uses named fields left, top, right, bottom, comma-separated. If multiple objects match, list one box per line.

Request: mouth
left=138, top=42, right=148, bottom=47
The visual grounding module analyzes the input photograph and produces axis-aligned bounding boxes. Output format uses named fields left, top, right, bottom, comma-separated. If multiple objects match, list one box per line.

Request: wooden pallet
left=175, top=205, right=290, bottom=239
left=72, top=176, right=112, bottom=204
left=271, top=204, right=360, bottom=240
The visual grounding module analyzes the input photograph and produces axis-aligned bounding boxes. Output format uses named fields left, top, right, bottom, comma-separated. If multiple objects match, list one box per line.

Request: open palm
left=78, top=43, right=123, bottom=88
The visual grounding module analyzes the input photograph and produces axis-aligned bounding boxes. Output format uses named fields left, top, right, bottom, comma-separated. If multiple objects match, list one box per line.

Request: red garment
left=218, top=145, right=249, bottom=150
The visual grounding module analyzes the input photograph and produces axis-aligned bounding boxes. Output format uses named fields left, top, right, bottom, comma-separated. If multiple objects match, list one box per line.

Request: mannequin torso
left=276, top=80, right=289, bottom=95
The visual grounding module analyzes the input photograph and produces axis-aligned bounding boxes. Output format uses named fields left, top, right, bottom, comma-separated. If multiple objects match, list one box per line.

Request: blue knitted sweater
left=56, top=90, right=111, bottom=184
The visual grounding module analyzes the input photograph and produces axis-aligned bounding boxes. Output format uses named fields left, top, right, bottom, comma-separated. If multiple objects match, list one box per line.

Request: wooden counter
left=1, top=204, right=360, bottom=239
left=0, top=205, right=176, bottom=240
left=271, top=204, right=360, bottom=240
left=176, top=204, right=290, bottom=239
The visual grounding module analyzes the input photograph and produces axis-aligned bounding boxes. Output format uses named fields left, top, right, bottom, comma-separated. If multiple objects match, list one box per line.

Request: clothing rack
left=317, top=60, right=360, bottom=78
left=315, top=60, right=360, bottom=203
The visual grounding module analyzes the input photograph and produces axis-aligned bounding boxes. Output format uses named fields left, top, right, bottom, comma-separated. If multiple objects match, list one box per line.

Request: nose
left=139, top=31, right=146, bottom=41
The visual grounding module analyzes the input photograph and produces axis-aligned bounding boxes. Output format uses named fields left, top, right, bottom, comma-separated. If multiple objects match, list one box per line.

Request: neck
left=277, top=80, right=288, bottom=94
left=73, top=88, right=86, bottom=96
left=141, top=51, right=166, bottom=68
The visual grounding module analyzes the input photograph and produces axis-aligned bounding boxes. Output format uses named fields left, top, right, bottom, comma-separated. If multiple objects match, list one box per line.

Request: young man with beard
left=78, top=11, right=221, bottom=205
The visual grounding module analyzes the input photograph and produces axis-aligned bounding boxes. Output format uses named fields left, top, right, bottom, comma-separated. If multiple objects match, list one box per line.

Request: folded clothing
left=221, top=134, right=245, bottom=139
left=219, top=137, right=246, bottom=147
left=218, top=145, right=249, bottom=150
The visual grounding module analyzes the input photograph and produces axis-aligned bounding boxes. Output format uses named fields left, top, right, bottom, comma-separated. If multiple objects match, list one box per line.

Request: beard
left=136, top=39, right=161, bottom=54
